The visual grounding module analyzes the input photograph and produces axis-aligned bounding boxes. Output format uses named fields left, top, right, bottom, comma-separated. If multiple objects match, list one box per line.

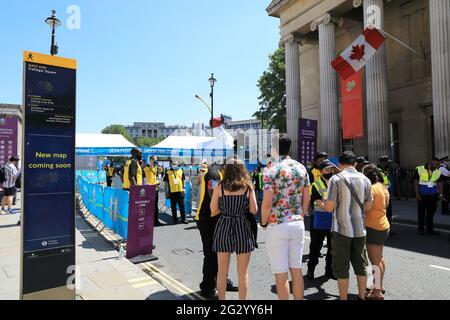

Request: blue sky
left=0, top=0, right=280, bottom=133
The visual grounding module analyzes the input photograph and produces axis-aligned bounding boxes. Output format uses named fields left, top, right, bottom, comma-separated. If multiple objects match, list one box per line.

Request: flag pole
left=378, top=28, right=427, bottom=60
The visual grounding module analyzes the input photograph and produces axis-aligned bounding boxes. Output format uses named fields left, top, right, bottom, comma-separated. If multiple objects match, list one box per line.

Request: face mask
left=172, top=165, right=178, bottom=170
left=323, top=173, right=334, bottom=180
left=153, top=161, right=159, bottom=166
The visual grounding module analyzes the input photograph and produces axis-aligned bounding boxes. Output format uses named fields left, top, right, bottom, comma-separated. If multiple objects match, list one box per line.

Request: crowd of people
left=108, top=136, right=450, bottom=301
left=188, top=133, right=450, bottom=301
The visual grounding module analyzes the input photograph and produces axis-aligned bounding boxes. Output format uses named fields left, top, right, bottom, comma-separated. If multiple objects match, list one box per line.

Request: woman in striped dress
left=210, top=156, right=258, bottom=300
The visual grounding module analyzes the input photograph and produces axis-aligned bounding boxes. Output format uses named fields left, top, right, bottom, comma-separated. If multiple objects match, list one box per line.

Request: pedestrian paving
left=0, top=192, right=177, bottom=300
left=392, top=199, right=450, bottom=229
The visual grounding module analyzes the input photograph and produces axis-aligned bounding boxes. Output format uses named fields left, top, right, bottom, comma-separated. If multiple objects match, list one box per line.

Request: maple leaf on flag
left=349, top=44, right=365, bottom=61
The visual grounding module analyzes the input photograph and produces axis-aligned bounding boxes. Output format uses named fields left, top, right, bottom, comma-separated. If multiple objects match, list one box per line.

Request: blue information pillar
left=21, top=51, right=77, bottom=300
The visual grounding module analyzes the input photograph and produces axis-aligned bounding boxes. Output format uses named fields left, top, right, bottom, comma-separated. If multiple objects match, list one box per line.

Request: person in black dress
left=210, top=156, right=258, bottom=300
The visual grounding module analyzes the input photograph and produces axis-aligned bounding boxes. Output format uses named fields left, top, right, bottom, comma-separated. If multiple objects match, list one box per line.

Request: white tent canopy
left=76, top=133, right=136, bottom=148
left=76, top=133, right=136, bottom=156
left=151, top=135, right=216, bottom=150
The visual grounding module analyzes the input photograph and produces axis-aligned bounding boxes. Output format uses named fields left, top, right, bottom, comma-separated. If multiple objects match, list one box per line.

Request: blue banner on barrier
left=78, top=177, right=129, bottom=240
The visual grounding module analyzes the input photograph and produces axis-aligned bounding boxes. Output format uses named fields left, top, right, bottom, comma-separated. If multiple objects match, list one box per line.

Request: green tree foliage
left=253, top=48, right=286, bottom=132
left=134, top=136, right=164, bottom=147
left=101, top=124, right=134, bottom=144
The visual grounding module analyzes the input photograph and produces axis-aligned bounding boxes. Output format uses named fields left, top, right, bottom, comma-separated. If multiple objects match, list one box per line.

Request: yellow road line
left=141, top=262, right=204, bottom=300
left=132, top=280, right=158, bottom=288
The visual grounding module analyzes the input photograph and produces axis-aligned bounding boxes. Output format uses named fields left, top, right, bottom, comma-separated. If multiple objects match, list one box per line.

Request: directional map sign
left=21, top=51, right=76, bottom=300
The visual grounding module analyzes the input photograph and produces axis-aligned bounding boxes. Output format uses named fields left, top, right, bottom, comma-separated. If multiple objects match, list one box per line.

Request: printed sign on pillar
left=298, top=118, right=318, bottom=165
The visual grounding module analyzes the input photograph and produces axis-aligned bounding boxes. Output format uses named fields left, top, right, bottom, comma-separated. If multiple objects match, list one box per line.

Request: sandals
left=366, top=289, right=385, bottom=300
left=366, top=287, right=386, bottom=295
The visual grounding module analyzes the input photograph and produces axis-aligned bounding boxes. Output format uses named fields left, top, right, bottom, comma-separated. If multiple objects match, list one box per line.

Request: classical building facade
left=267, top=0, right=450, bottom=167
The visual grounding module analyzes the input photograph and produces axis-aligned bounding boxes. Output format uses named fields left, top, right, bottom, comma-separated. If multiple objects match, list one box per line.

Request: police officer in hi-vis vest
left=164, top=160, right=187, bottom=224
left=122, top=148, right=143, bottom=191
left=144, top=156, right=162, bottom=226
left=415, top=157, right=444, bottom=235
left=306, top=159, right=339, bottom=281
left=378, top=156, right=395, bottom=236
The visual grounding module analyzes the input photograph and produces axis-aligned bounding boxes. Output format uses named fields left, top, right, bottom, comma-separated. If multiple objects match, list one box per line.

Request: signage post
left=21, top=51, right=77, bottom=300
left=126, top=184, right=158, bottom=263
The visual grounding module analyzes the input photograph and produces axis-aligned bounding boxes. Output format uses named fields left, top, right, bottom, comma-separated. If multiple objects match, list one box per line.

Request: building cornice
left=267, top=0, right=293, bottom=17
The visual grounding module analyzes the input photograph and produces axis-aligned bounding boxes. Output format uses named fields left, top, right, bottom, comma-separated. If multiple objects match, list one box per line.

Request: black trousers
left=197, top=218, right=219, bottom=292
left=154, top=190, right=159, bottom=225
left=418, top=195, right=439, bottom=232
left=169, top=192, right=186, bottom=223
left=442, top=181, right=450, bottom=214
left=308, top=228, right=332, bottom=273
left=106, top=176, right=112, bottom=187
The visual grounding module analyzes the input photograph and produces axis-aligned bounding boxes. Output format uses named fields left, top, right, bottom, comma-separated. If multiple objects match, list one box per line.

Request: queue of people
left=106, top=140, right=448, bottom=301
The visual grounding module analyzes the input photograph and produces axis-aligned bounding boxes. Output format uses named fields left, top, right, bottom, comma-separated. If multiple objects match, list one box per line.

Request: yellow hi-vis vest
left=123, top=159, right=143, bottom=189
left=417, top=166, right=441, bottom=185
left=379, top=170, right=390, bottom=187
left=195, top=170, right=223, bottom=221
left=107, top=167, right=114, bottom=177
left=311, top=168, right=322, bottom=183
left=144, top=165, right=158, bottom=185
left=167, top=168, right=184, bottom=193
left=312, top=178, right=328, bottom=211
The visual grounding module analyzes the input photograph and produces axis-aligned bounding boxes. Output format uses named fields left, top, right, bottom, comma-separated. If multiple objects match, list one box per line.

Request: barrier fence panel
left=77, top=178, right=129, bottom=240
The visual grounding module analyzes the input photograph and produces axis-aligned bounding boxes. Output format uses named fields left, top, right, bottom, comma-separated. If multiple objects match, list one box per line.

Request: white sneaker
left=0, top=209, right=6, bottom=215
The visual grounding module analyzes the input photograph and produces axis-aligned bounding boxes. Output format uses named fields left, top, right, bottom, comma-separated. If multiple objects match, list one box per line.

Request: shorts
left=265, top=220, right=305, bottom=274
left=331, top=232, right=368, bottom=279
left=3, top=187, right=16, bottom=197
left=366, top=227, right=389, bottom=246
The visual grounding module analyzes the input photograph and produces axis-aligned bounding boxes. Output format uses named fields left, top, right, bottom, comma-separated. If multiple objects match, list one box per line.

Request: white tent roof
left=152, top=136, right=216, bottom=150
left=76, top=133, right=136, bottom=148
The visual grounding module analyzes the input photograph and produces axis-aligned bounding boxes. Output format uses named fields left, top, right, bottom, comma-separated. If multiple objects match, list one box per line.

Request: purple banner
left=298, top=118, right=318, bottom=165
left=126, top=185, right=155, bottom=259
left=0, top=117, right=18, bottom=167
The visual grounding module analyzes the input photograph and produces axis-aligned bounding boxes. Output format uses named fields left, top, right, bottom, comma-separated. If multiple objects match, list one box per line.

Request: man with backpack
left=1, top=156, right=21, bottom=215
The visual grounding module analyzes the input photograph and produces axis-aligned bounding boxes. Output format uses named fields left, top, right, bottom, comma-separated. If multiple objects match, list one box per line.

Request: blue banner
left=78, top=178, right=129, bottom=240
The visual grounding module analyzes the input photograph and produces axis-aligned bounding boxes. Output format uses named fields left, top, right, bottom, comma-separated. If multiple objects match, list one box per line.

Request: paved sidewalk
left=0, top=193, right=176, bottom=300
left=392, top=199, right=450, bottom=229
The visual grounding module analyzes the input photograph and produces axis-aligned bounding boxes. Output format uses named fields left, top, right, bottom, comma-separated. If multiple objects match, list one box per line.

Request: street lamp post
left=208, top=73, right=217, bottom=137
left=45, top=10, right=61, bottom=56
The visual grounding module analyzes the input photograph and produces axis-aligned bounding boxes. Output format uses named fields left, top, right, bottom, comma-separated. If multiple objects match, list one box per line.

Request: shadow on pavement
left=270, top=278, right=339, bottom=300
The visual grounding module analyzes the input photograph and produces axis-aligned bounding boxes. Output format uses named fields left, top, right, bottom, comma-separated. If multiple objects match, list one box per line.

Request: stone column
left=430, top=0, right=450, bottom=158
left=282, top=35, right=302, bottom=160
left=355, top=0, right=390, bottom=161
left=311, top=14, right=343, bottom=157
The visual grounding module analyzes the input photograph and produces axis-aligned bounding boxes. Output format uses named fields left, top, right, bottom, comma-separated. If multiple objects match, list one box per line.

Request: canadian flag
left=332, top=28, right=386, bottom=80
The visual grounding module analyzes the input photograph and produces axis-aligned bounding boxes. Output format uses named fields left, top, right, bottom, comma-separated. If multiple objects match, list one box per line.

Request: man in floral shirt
left=261, top=133, right=310, bottom=300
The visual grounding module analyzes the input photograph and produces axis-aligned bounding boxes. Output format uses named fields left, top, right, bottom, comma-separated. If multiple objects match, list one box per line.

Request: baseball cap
left=356, top=157, right=369, bottom=165
left=378, top=155, right=391, bottom=163
left=319, top=159, right=339, bottom=171
left=315, top=152, right=328, bottom=160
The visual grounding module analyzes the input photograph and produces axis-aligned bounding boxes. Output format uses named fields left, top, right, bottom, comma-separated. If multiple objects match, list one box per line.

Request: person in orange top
left=362, top=164, right=390, bottom=300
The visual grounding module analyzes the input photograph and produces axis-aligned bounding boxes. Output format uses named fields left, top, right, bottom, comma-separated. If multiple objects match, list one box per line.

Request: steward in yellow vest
left=307, top=159, right=337, bottom=280
left=145, top=156, right=162, bottom=226
left=414, top=158, right=443, bottom=235
left=122, top=148, right=143, bottom=190
left=164, top=160, right=187, bottom=224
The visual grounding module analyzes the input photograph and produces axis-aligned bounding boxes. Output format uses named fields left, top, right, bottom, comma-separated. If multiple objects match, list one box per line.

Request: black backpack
left=0, top=166, right=6, bottom=184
